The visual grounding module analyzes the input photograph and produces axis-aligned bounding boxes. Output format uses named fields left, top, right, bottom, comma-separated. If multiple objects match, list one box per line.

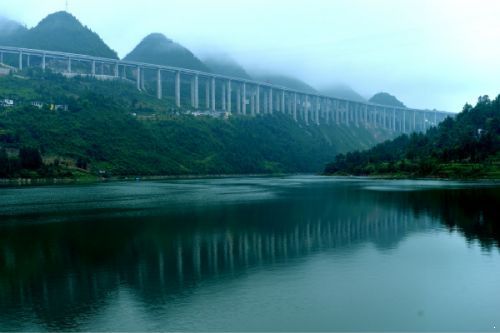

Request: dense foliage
left=1, top=12, right=118, bottom=59
left=0, top=72, right=390, bottom=179
left=325, top=95, right=500, bottom=178
left=124, top=33, right=210, bottom=72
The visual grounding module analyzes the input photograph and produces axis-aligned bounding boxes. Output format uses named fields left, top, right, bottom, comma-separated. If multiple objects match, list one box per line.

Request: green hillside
left=325, top=95, right=500, bottom=178
left=124, top=33, right=209, bottom=72
left=369, top=92, right=406, bottom=107
left=1, top=12, right=118, bottom=59
left=0, top=70, right=392, bottom=179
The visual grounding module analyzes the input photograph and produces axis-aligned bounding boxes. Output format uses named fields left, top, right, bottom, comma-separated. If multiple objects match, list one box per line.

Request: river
left=0, top=176, right=499, bottom=331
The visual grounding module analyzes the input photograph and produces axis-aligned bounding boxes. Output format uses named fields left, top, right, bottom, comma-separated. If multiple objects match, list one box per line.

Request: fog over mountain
left=1, top=0, right=499, bottom=111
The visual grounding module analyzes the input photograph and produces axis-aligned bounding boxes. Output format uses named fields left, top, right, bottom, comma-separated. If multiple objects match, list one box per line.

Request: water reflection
left=0, top=177, right=499, bottom=330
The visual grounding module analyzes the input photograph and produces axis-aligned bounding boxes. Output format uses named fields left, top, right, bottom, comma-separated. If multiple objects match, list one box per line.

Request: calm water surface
left=0, top=176, right=499, bottom=331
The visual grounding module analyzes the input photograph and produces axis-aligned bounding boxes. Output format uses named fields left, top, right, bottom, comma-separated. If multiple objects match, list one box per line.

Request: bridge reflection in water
left=0, top=179, right=498, bottom=330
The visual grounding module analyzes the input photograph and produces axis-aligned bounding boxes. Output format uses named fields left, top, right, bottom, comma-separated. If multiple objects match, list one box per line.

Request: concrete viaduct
left=0, top=45, right=454, bottom=133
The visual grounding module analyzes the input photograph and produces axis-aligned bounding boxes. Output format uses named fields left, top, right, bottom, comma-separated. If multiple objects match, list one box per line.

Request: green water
left=0, top=176, right=499, bottom=331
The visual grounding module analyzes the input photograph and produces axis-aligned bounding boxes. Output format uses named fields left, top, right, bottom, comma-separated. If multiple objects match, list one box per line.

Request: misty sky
left=1, top=0, right=499, bottom=111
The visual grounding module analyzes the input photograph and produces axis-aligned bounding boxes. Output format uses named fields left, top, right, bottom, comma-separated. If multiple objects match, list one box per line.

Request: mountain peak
left=369, top=92, right=406, bottom=108
left=124, top=33, right=209, bottom=72
left=3, top=11, right=118, bottom=59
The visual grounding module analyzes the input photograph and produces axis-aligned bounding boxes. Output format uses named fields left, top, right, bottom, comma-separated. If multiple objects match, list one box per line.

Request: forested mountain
left=320, top=84, right=366, bottom=102
left=0, top=71, right=391, bottom=179
left=0, top=12, right=118, bottom=59
left=369, top=92, right=406, bottom=107
left=124, top=33, right=209, bottom=72
left=325, top=95, right=500, bottom=178
left=203, top=54, right=252, bottom=80
left=252, top=74, right=317, bottom=93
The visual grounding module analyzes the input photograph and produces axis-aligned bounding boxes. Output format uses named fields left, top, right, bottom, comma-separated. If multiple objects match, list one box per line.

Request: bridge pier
left=136, top=66, right=141, bottom=91
left=269, top=88, right=273, bottom=114
left=211, top=77, right=216, bottom=111
left=305, top=95, right=310, bottom=125
left=205, top=80, right=210, bottom=109
left=91, top=60, right=96, bottom=76
left=226, top=80, right=231, bottom=113
left=175, top=71, right=181, bottom=107
left=264, top=91, right=268, bottom=114
left=281, top=90, right=285, bottom=114
left=256, top=85, right=260, bottom=115
left=42, top=53, right=46, bottom=71
left=236, top=87, right=241, bottom=114
left=19, top=51, right=22, bottom=70
left=293, top=93, right=297, bottom=121
left=221, top=82, right=226, bottom=111
left=241, top=83, right=246, bottom=114
left=157, top=69, right=162, bottom=100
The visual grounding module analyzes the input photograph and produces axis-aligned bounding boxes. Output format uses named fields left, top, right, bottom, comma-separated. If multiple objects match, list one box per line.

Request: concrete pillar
left=195, top=75, right=199, bottom=109
left=269, top=88, right=273, bottom=114
left=256, top=85, right=260, bottom=115
left=19, top=51, right=22, bottom=70
left=136, top=66, right=141, bottom=91
left=157, top=69, right=162, bottom=100
left=305, top=95, right=310, bottom=125
left=315, top=96, right=320, bottom=125
left=293, top=94, right=298, bottom=121
left=211, top=77, right=216, bottom=111
left=91, top=60, right=96, bottom=76
left=281, top=90, right=285, bottom=114
left=391, top=108, right=395, bottom=131
left=263, top=91, right=268, bottom=114
left=141, top=69, right=145, bottom=90
left=190, top=77, right=195, bottom=107
left=236, top=88, right=241, bottom=114
left=241, top=83, right=246, bottom=114
left=0, top=52, right=3, bottom=64
left=221, top=83, right=226, bottom=111
left=413, top=110, right=416, bottom=132
left=205, top=80, right=210, bottom=109
left=67, top=58, right=71, bottom=73
left=250, top=93, right=255, bottom=116
left=114, top=63, right=119, bottom=77
left=42, top=54, right=46, bottom=71
left=175, top=71, right=181, bottom=107
left=226, top=80, right=231, bottom=113
left=434, top=110, right=437, bottom=127
left=345, top=102, right=349, bottom=125
left=403, top=109, right=406, bottom=133
left=27, top=55, right=30, bottom=67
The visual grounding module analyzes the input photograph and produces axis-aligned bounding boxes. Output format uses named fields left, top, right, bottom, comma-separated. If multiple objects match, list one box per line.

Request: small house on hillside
left=0, top=99, right=14, bottom=108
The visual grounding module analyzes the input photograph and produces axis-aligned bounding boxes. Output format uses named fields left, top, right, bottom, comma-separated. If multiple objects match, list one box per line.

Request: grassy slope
left=0, top=72, right=392, bottom=177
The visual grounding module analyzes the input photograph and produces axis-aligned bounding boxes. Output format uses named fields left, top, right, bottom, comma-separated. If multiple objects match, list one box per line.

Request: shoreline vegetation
left=0, top=70, right=392, bottom=181
left=325, top=95, right=500, bottom=179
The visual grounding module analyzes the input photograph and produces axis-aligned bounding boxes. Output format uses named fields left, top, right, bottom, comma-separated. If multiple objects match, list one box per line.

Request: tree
left=19, top=147, right=43, bottom=170
left=0, top=148, right=9, bottom=177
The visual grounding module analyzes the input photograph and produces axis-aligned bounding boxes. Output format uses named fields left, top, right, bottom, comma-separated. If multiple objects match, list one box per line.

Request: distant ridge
left=124, top=33, right=210, bottom=72
left=0, top=17, right=27, bottom=44
left=320, top=84, right=366, bottom=102
left=203, top=54, right=252, bottom=80
left=252, top=74, right=317, bottom=94
left=2, top=12, right=118, bottom=59
left=369, top=92, right=406, bottom=108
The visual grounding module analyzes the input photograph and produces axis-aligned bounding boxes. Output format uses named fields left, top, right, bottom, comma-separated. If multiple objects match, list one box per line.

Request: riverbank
left=0, top=172, right=296, bottom=187
left=325, top=161, right=500, bottom=180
